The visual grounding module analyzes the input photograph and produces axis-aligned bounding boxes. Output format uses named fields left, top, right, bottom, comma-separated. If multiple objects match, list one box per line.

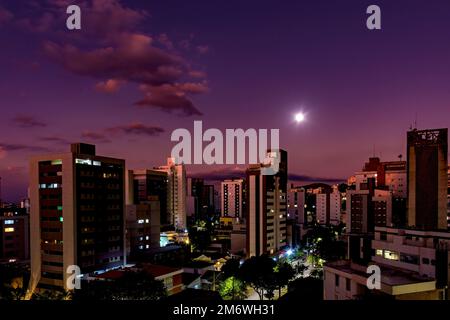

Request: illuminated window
left=4, top=220, right=14, bottom=225
left=76, top=158, right=92, bottom=165
left=59, top=217, right=63, bottom=222
left=57, top=206, right=63, bottom=211
left=384, top=250, right=399, bottom=261
left=145, top=219, right=149, bottom=223
left=51, top=159, right=62, bottom=165
left=164, top=277, right=173, bottom=289
left=4, top=227, right=14, bottom=233
left=138, top=219, right=144, bottom=224
left=376, top=249, right=383, bottom=256
left=93, top=161, right=101, bottom=166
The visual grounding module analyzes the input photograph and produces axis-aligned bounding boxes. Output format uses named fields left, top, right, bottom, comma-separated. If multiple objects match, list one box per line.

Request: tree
left=32, top=290, right=71, bottom=300
left=189, top=227, right=211, bottom=252
left=309, top=268, right=323, bottom=280
left=274, top=262, right=295, bottom=298
left=219, top=277, right=247, bottom=300
left=299, top=263, right=309, bottom=276
left=0, top=263, right=29, bottom=300
left=221, top=258, right=240, bottom=300
left=338, top=183, right=348, bottom=193
left=305, top=224, right=346, bottom=263
left=238, top=255, right=276, bottom=300
left=72, top=271, right=166, bottom=301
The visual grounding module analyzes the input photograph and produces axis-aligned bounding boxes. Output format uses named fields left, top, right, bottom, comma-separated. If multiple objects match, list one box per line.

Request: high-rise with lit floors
left=155, top=158, right=187, bottom=230
left=246, top=150, right=287, bottom=257
left=221, top=179, right=244, bottom=218
left=407, top=129, right=448, bottom=230
left=29, top=143, right=126, bottom=292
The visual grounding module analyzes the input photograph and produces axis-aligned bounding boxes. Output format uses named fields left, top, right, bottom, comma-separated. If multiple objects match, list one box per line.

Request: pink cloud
left=95, top=79, right=125, bottom=93
left=196, top=45, right=209, bottom=54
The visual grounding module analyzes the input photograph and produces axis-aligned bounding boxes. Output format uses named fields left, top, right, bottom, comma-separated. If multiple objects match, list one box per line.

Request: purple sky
left=1, top=0, right=450, bottom=202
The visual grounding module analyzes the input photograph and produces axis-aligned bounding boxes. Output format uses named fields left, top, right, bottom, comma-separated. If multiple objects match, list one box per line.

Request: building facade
left=29, top=143, right=126, bottom=292
left=0, top=206, right=29, bottom=263
left=246, top=150, right=287, bottom=257
left=407, top=129, right=448, bottom=230
left=155, top=158, right=187, bottom=230
left=221, top=179, right=244, bottom=218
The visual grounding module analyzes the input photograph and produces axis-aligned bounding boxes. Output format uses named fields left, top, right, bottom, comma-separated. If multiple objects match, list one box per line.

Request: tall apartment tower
left=407, top=129, right=448, bottom=230
left=126, top=169, right=167, bottom=225
left=316, top=186, right=341, bottom=226
left=246, top=150, right=288, bottom=257
left=155, top=158, right=187, bottom=230
left=29, top=143, right=125, bottom=293
left=221, top=179, right=244, bottom=218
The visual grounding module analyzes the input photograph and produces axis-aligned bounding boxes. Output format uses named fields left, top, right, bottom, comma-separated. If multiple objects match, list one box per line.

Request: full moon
left=295, top=112, right=305, bottom=123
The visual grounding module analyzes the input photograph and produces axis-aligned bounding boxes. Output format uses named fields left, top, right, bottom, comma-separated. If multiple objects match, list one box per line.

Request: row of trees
left=219, top=255, right=298, bottom=300
left=0, top=267, right=167, bottom=301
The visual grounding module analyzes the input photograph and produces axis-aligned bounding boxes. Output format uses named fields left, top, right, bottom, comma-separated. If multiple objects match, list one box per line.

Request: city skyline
left=2, top=0, right=450, bottom=202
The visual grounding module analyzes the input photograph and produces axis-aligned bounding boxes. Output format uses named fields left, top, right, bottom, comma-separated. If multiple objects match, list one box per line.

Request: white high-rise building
left=316, top=188, right=341, bottom=226
left=221, top=179, right=244, bottom=218
left=155, top=158, right=187, bottom=230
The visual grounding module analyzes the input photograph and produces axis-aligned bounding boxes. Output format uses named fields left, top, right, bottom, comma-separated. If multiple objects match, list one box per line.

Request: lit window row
left=76, top=159, right=101, bottom=166
left=39, top=183, right=61, bottom=189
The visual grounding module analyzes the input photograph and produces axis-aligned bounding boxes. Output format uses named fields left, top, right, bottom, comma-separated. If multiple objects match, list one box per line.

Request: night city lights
left=0, top=1, right=450, bottom=319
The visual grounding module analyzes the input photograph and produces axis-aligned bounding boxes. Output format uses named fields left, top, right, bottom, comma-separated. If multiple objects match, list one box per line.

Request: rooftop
left=325, top=260, right=434, bottom=287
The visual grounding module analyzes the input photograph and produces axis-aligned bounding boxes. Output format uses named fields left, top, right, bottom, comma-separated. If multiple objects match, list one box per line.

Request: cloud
left=95, top=79, right=125, bottom=93
left=34, top=0, right=208, bottom=116
left=39, top=136, right=72, bottom=145
left=0, top=6, right=13, bottom=25
left=0, top=143, right=49, bottom=152
left=81, top=131, right=112, bottom=143
left=0, top=146, right=6, bottom=159
left=135, top=83, right=207, bottom=116
left=196, top=45, right=209, bottom=54
left=13, top=115, right=47, bottom=128
left=106, top=123, right=165, bottom=137
left=158, top=33, right=174, bottom=50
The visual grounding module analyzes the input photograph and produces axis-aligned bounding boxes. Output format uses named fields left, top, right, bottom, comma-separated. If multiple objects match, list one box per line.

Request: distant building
left=96, top=264, right=184, bottom=296
left=29, top=143, right=126, bottom=292
left=346, top=190, right=371, bottom=234
left=325, top=128, right=450, bottom=300
left=246, top=150, right=288, bottom=256
left=287, top=187, right=305, bottom=225
left=316, top=186, right=341, bottom=226
left=407, top=129, right=448, bottom=230
left=324, top=226, right=450, bottom=300
left=447, top=166, right=450, bottom=228
left=155, top=158, right=187, bottom=230
left=0, top=206, right=29, bottom=263
left=126, top=169, right=167, bottom=226
left=126, top=199, right=160, bottom=261
left=373, top=189, right=392, bottom=227
left=221, top=179, right=244, bottom=218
